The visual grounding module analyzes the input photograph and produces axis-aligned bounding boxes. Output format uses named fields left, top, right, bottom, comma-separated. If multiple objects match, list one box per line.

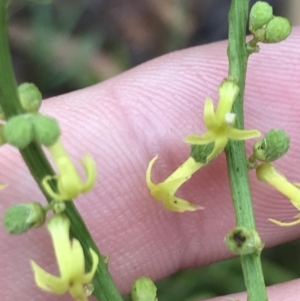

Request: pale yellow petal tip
left=252, top=130, right=262, bottom=138
left=146, top=155, right=158, bottom=186
left=187, top=203, right=204, bottom=212
left=268, top=217, right=300, bottom=227
left=81, top=153, right=97, bottom=193
left=248, top=130, right=261, bottom=139
left=163, top=197, right=204, bottom=213
left=184, top=135, right=199, bottom=144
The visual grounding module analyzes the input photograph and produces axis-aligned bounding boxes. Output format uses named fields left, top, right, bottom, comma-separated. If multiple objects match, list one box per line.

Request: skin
left=1, top=26, right=300, bottom=301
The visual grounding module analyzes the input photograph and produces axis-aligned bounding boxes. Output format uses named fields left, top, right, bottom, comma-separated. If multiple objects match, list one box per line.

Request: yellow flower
left=185, top=81, right=261, bottom=162
left=31, top=214, right=99, bottom=301
left=256, top=163, right=300, bottom=226
left=146, top=156, right=204, bottom=212
left=42, top=140, right=97, bottom=201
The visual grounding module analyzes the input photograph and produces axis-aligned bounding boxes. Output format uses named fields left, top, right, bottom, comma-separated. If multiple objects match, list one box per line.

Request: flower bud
left=3, top=202, right=46, bottom=234
left=253, top=129, right=290, bottom=162
left=18, top=83, right=42, bottom=113
left=264, top=16, right=292, bottom=43
left=32, top=114, right=61, bottom=146
left=190, top=142, right=215, bottom=164
left=131, top=277, right=157, bottom=301
left=4, top=115, right=34, bottom=149
left=249, top=1, right=273, bottom=32
left=225, top=227, right=264, bottom=255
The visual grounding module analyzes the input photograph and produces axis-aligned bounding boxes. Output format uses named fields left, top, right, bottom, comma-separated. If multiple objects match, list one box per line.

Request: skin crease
left=0, top=27, right=300, bottom=301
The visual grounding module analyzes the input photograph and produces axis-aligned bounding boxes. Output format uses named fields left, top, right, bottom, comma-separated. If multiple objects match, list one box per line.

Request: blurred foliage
left=6, top=0, right=300, bottom=300
left=124, top=240, right=300, bottom=301
left=8, top=0, right=284, bottom=96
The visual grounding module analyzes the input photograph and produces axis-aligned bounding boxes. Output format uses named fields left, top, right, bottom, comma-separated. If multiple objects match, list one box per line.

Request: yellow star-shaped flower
left=185, top=81, right=261, bottom=162
left=146, top=156, right=204, bottom=212
left=31, top=214, right=99, bottom=301
left=256, top=163, right=300, bottom=226
left=42, top=140, right=97, bottom=201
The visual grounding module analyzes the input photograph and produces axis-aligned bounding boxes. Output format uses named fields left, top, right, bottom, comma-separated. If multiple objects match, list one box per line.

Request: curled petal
left=30, top=260, right=68, bottom=294
left=81, top=154, right=97, bottom=193
left=42, top=175, right=67, bottom=201
left=268, top=217, right=300, bottom=227
left=146, top=155, right=158, bottom=191
left=81, top=248, right=99, bottom=283
left=146, top=156, right=203, bottom=212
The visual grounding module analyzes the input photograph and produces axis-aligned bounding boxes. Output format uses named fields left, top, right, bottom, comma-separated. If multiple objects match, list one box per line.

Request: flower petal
left=71, top=239, right=86, bottom=280
left=81, top=154, right=97, bottom=193
left=146, top=155, right=158, bottom=190
left=215, top=81, right=239, bottom=121
left=162, top=196, right=203, bottom=212
left=47, top=215, right=73, bottom=279
left=203, top=97, right=217, bottom=130
left=185, top=132, right=215, bottom=145
left=31, top=260, right=68, bottom=294
left=257, top=164, right=300, bottom=209
left=206, top=135, right=228, bottom=162
left=268, top=218, right=300, bottom=227
left=81, top=248, right=99, bottom=283
left=227, top=128, right=261, bottom=140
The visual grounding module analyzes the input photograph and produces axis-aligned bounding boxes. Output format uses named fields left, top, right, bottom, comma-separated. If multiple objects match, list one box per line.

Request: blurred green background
left=7, top=0, right=300, bottom=300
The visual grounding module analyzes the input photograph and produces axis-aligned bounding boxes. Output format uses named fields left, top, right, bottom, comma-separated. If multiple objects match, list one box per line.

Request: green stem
left=0, top=2, right=123, bottom=301
left=226, top=1, right=268, bottom=301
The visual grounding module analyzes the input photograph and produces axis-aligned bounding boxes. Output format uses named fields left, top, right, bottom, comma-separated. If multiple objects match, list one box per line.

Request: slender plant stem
left=0, top=2, right=123, bottom=301
left=226, top=1, right=268, bottom=301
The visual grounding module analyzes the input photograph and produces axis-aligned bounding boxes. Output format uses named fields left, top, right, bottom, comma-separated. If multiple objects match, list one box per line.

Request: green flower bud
left=3, top=202, right=46, bottom=234
left=33, top=114, right=61, bottom=146
left=190, top=142, right=215, bottom=164
left=4, top=115, right=34, bottom=149
left=264, top=16, right=292, bottom=43
left=131, top=277, right=157, bottom=301
left=18, top=83, right=42, bottom=113
left=253, top=129, right=290, bottom=162
left=249, top=1, right=273, bottom=32
left=225, top=227, right=264, bottom=255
